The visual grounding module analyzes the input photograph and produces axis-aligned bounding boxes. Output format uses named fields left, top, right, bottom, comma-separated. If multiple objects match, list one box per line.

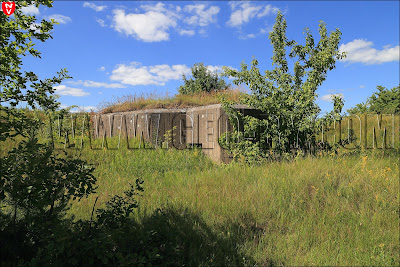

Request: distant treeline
left=347, top=85, right=400, bottom=114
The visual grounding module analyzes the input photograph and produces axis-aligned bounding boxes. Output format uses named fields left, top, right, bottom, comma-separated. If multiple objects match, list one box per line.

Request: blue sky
left=19, top=1, right=399, bottom=114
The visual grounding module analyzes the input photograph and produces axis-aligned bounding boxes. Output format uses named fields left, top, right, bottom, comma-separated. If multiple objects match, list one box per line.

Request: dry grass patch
left=99, top=88, right=244, bottom=114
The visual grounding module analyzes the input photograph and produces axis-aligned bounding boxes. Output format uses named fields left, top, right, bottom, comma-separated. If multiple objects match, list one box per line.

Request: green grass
left=65, top=139, right=399, bottom=266
left=1, top=111, right=399, bottom=265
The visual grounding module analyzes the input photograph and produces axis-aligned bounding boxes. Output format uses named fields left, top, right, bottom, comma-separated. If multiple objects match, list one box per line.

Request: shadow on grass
left=132, top=208, right=283, bottom=266
left=136, top=207, right=254, bottom=266
left=2, top=206, right=282, bottom=266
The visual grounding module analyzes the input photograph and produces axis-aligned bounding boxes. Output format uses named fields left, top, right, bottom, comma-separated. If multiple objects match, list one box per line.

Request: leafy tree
left=369, top=86, right=400, bottom=114
left=347, top=102, right=369, bottom=115
left=347, top=85, right=400, bottom=114
left=323, top=94, right=344, bottom=124
left=0, top=1, right=98, bottom=263
left=178, top=62, right=229, bottom=94
left=221, top=12, right=346, bottom=160
left=1, top=2, right=243, bottom=265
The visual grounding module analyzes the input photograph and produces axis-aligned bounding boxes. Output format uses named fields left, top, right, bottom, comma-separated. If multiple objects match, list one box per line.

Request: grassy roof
left=99, top=89, right=244, bottom=114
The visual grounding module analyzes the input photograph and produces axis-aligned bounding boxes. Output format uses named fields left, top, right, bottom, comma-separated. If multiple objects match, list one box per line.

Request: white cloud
left=60, top=105, right=96, bottom=112
left=257, top=5, right=280, bottom=18
left=227, top=3, right=261, bottom=27
left=183, top=4, right=220, bottom=27
left=112, top=7, right=178, bottom=42
left=320, top=93, right=343, bottom=102
left=339, top=39, right=400, bottom=65
left=45, top=14, right=72, bottom=24
left=140, top=2, right=170, bottom=13
left=83, top=2, right=107, bottom=12
left=29, top=23, right=40, bottom=33
left=239, top=33, right=257, bottom=40
left=21, top=5, right=40, bottom=16
left=110, top=62, right=191, bottom=86
left=110, top=62, right=235, bottom=86
left=82, top=81, right=125, bottom=88
left=98, top=66, right=106, bottom=71
left=179, top=29, right=195, bottom=36
left=227, top=2, right=279, bottom=28
left=96, top=19, right=106, bottom=27
left=110, top=3, right=223, bottom=41
left=206, top=65, right=230, bottom=73
left=66, top=80, right=125, bottom=89
left=359, top=85, right=366, bottom=88
left=54, top=85, right=89, bottom=97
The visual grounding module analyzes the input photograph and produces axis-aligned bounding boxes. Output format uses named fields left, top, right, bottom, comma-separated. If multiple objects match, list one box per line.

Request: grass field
left=1, top=112, right=399, bottom=265
left=62, top=137, right=400, bottom=266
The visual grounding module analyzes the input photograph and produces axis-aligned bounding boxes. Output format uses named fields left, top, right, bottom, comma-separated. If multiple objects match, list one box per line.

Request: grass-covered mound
left=99, top=89, right=243, bottom=114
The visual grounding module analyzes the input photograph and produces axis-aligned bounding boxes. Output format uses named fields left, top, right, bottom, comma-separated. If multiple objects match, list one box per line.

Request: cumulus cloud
left=45, top=14, right=72, bottom=24
left=257, top=5, right=280, bottom=18
left=140, top=2, right=171, bottom=13
left=110, top=62, right=235, bottom=86
left=111, top=2, right=222, bottom=41
left=112, top=6, right=178, bottom=42
left=183, top=4, right=220, bottom=27
left=54, top=85, right=89, bottom=97
left=320, top=93, right=343, bottom=102
left=98, top=66, right=106, bottom=71
left=339, top=39, right=400, bottom=65
left=66, top=80, right=125, bottom=89
left=83, top=2, right=107, bottom=12
left=227, top=2, right=279, bottom=27
left=110, top=62, right=191, bottom=86
left=21, top=5, right=40, bottom=15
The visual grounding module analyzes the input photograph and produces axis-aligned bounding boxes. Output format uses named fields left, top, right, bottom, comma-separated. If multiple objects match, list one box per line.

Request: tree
left=369, top=86, right=400, bottom=114
left=323, top=94, right=344, bottom=123
left=178, top=62, right=229, bottom=94
left=347, top=102, right=369, bottom=115
left=0, top=1, right=97, bottom=263
left=221, top=12, right=346, bottom=160
left=347, top=85, right=400, bottom=114
left=0, top=2, right=176, bottom=265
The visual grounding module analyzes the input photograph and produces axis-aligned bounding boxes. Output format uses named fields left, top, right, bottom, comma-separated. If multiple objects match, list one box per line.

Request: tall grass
left=316, top=114, right=400, bottom=150
left=98, top=88, right=244, bottom=114
left=66, top=140, right=399, bottom=266
left=1, top=109, right=399, bottom=265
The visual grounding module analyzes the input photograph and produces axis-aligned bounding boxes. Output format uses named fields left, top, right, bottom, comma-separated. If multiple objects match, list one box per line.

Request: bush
left=178, top=63, right=229, bottom=95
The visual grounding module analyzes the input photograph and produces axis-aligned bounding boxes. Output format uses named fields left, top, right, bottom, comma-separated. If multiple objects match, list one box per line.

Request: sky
left=17, top=1, right=400, bottom=114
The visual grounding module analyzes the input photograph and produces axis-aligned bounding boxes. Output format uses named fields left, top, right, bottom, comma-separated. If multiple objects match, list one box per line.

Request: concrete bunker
left=91, top=104, right=259, bottom=163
